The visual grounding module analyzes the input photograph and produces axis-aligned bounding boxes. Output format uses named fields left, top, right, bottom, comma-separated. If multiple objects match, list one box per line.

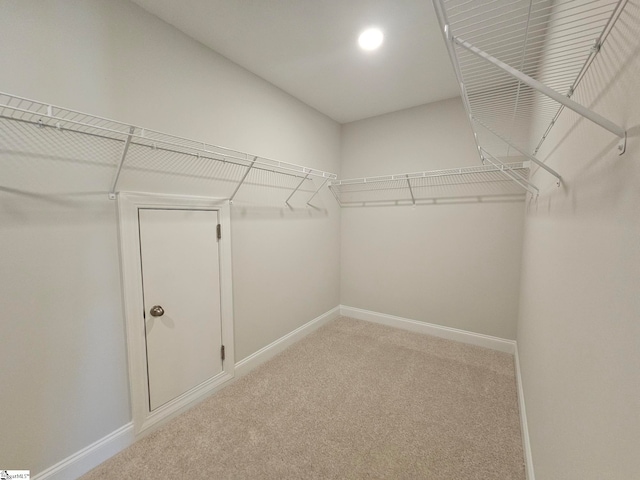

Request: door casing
left=117, top=192, right=234, bottom=436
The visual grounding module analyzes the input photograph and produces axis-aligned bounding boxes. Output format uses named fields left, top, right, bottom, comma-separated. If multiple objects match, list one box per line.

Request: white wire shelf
left=0, top=92, right=337, bottom=204
left=329, top=162, right=532, bottom=206
left=433, top=0, right=628, bottom=186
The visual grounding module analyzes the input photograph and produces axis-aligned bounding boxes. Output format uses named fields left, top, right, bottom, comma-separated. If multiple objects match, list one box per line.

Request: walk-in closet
left=1, top=1, right=637, bottom=479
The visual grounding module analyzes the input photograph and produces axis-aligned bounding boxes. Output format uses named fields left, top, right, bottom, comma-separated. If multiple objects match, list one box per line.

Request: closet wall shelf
left=0, top=92, right=337, bottom=204
left=433, top=0, right=628, bottom=187
left=329, top=162, right=532, bottom=207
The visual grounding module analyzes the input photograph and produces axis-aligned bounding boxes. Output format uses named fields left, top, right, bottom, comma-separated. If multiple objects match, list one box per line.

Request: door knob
left=150, top=305, right=165, bottom=317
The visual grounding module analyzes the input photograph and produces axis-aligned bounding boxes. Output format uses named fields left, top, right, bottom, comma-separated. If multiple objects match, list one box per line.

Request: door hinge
left=216, top=224, right=221, bottom=240
left=221, top=344, right=225, bottom=361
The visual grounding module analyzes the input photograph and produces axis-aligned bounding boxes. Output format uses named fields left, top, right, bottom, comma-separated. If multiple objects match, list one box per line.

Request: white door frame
left=117, top=192, right=234, bottom=436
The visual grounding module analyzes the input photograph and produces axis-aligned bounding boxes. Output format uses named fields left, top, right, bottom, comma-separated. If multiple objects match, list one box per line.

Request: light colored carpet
left=81, top=317, right=525, bottom=479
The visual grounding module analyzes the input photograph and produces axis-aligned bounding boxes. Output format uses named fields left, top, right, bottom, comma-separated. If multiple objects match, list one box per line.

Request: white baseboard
left=32, top=422, right=134, bottom=480
left=340, top=305, right=516, bottom=354
left=515, top=345, right=535, bottom=480
left=235, top=306, right=341, bottom=378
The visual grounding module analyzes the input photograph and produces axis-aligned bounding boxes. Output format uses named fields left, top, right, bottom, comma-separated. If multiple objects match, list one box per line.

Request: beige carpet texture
left=82, top=317, right=525, bottom=479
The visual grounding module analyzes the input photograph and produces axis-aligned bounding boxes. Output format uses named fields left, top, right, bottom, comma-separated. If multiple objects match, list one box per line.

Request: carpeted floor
left=81, top=317, right=525, bottom=479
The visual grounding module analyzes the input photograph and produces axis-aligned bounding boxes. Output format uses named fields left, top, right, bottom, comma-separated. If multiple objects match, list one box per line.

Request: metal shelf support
left=453, top=36, right=627, bottom=155
left=472, top=116, right=562, bottom=186
left=307, top=177, right=330, bottom=206
left=406, top=175, right=416, bottom=205
left=285, top=172, right=310, bottom=206
left=109, top=126, right=136, bottom=200
left=229, top=156, right=257, bottom=204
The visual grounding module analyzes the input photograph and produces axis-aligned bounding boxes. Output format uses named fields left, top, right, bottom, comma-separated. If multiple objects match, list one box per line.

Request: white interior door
left=138, top=208, right=223, bottom=411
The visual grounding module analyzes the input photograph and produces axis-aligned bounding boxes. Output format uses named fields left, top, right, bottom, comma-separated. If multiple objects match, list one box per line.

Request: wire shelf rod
left=0, top=114, right=318, bottom=182
left=0, top=92, right=337, bottom=182
left=307, top=177, right=330, bottom=206
left=330, top=163, right=529, bottom=187
left=285, top=173, right=310, bottom=206
left=2, top=107, right=335, bottom=180
left=453, top=35, right=626, bottom=138
left=331, top=174, right=527, bottom=195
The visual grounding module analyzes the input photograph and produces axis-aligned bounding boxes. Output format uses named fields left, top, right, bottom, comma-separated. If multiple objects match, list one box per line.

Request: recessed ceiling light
left=358, top=28, right=384, bottom=51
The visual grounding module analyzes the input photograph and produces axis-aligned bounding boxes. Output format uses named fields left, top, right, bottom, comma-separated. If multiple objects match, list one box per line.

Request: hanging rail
left=329, top=162, right=531, bottom=206
left=0, top=92, right=337, bottom=202
left=454, top=35, right=626, bottom=139
left=432, top=0, right=629, bottom=192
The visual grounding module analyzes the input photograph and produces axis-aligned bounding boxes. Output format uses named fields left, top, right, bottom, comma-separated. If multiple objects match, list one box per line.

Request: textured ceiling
left=131, top=0, right=460, bottom=123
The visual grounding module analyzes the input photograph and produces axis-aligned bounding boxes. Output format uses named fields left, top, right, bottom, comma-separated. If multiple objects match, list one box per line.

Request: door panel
left=138, top=208, right=222, bottom=411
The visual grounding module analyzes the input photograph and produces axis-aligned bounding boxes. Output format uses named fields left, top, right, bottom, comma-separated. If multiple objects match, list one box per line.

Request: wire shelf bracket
left=229, top=155, right=257, bottom=204
left=472, top=115, right=562, bottom=186
left=405, top=174, right=416, bottom=205
left=307, top=177, right=330, bottom=206
left=433, top=0, right=629, bottom=194
left=285, top=172, right=310, bottom=207
left=109, top=126, right=136, bottom=200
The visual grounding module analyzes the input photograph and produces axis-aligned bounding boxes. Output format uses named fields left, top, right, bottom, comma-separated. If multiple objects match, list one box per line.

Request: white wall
left=517, top=2, right=640, bottom=477
left=340, top=99, right=526, bottom=339
left=0, top=0, right=340, bottom=475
